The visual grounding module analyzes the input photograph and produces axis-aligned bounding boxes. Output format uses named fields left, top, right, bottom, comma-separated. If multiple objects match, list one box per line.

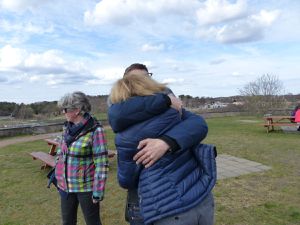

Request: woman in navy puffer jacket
left=108, top=74, right=216, bottom=225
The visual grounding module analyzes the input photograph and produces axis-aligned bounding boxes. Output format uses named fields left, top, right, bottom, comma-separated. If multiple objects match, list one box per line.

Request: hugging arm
left=108, top=94, right=171, bottom=133
left=163, top=109, right=208, bottom=149
left=134, top=109, right=208, bottom=167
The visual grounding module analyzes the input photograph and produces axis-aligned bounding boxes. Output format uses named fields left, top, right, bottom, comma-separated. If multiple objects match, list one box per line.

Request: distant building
left=202, top=101, right=228, bottom=109
left=232, top=101, right=244, bottom=106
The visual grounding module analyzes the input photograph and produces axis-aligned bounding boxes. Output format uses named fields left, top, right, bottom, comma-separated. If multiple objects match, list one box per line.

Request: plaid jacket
left=55, top=125, right=109, bottom=200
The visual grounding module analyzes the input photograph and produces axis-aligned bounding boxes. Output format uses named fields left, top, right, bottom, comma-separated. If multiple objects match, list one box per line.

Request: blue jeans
left=125, top=189, right=144, bottom=225
left=60, top=191, right=102, bottom=225
left=153, top=192, right=215, bottom=225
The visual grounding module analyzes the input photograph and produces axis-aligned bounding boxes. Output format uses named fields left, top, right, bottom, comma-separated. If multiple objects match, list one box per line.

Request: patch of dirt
left=238, top=120, right=260, bottom=123
left=0, top=132, right=61, bottom=148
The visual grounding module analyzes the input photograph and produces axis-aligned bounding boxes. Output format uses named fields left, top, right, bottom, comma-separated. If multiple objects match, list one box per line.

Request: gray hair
left=58, top=91, right=91, bottom=114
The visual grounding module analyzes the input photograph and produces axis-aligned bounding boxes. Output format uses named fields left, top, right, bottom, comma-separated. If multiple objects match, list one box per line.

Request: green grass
left=0, top=116, right=299, bottom=225
left=93, top=113, right=108, bottom=121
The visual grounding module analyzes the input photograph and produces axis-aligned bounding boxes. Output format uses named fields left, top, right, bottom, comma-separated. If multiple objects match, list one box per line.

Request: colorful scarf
left=61, top=113, right=95, bottom=154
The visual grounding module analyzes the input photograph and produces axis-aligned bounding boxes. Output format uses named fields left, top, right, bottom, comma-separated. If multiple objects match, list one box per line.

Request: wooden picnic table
left=263, top=115, right=297, bottom=133
left=30, top=138, right=116, bottom=169
left=44, top=138, right=60, bottom=155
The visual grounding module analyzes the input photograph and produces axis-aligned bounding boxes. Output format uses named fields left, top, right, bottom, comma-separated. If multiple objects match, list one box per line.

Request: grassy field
left=0, top=116, right=299, bottom=225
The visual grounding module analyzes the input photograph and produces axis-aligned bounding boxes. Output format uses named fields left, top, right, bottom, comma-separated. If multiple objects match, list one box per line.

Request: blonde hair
left=110, top=73, right=167, bottom=103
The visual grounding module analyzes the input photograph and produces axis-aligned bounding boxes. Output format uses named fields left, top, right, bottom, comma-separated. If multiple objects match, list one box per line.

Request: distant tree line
left=0, top=95, right=109, bottom=119
left=0, top=101, right=60, bottom=119
left=0, top=102, right=18, bottom=117
left=1, top=80, right=299, bottom=119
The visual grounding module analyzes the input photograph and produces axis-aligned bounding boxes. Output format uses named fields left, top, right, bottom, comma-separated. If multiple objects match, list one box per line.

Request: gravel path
left=0, top=132, right=61, bottom=148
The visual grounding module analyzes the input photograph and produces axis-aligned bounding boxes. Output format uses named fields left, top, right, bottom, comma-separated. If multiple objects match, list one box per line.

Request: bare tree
left=239, top=74, right=287, bottom=115
left=15, top=104, right=35, bottom=119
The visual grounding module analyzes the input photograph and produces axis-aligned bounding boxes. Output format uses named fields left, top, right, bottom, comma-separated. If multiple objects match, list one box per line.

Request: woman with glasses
left=55, top=91, right=109, bottom=225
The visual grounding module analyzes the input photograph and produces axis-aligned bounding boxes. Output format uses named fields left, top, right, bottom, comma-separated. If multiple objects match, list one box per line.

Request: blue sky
left=0, top=0, right=300, bottom=103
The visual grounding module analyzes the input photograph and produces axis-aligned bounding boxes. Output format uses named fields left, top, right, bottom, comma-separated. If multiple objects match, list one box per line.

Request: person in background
left=291, top=104, right=300, bottom=123
left=293, top=104, right=300, bottom=131
left=55, top=91, right=109, bottom=225
left=108, top=65, right=216, bottom=225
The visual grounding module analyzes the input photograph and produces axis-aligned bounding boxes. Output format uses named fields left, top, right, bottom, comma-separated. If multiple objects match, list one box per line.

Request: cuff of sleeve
left=158, top=135, right=180, bottom=153
left=93, top=193, right=103, bottom=201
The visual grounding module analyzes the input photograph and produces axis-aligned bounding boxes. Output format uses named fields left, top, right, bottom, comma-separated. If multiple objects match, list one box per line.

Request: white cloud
left=46, top=74, right=62, bottom=86
left=216, top=22, right=263, bottom=44
left=231, top=71, right=242, bottom=77
left=22, top=22, right=54, bottom=34
left=84, top=0, right=134, bottom=26
left=210, top=58, right=226, bottom=65
left=197, top=8, right=280, bottom=44
left=0, top=0, right=43, bottom=12
left=84, top=0, right=281, bottom=45
left=84, top=0, right=199, bottom=26
left=251, top=9, right=280, bottom=26
left=0, top=20, right=54, bottom=34
left=92, top=68, right=123, bottom=82
left=216, top=9, right=280, bottom=43
left=28, top=75, right=41, bottom=82
left=0, top=45, right=96, bottom=86
left=141, top=43, right=165, bottom=52
left=238, top=46, right=262, bottom=56
left=162, top=78, right=184, bottom=84
left=0, top=45, right=26, bottom=69
left=196, top=0, right=248, bottom=26
left=24, top=50, right=65, bottom=70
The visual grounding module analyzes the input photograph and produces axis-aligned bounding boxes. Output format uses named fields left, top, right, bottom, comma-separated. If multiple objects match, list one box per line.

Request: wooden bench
left=262, top=122, right=298, bottom=133
left=44, top=138, right=59, bottom=156
left=262, top=115, right=297, bottom=133
left=30, top=151, right=55, bottom=169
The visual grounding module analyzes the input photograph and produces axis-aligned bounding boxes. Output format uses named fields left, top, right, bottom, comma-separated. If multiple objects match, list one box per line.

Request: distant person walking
left=293, top=104, right=300, bottom=131
left=55, top=91, right=109, bottom=225
left=290, top=104, right=300, bottom=123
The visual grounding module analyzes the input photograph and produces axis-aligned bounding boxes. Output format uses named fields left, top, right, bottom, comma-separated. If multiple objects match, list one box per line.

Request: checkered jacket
left=55, top=125, right=109, bottom=200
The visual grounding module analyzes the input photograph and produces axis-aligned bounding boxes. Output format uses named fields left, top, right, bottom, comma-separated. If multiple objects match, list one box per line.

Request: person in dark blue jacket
left=108, top=67, right=216, bottom=225
left=108, top=63, right=184, bottom=169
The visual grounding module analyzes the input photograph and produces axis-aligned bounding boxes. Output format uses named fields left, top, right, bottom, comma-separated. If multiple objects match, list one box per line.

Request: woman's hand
left=92, top=196, right=101, bottom=204
left=92, top=199, right=99, bottom=204
left=134, top=138, right=170, bottom=168
left=168, top=94, right=183, bottom=115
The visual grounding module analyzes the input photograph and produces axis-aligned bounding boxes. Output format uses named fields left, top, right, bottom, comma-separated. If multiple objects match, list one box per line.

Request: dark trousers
left=60, top=192, right=101, bottom=225
left=125, top=189, right=144, bottom=225
left=153, top=192, right=214, bottom=225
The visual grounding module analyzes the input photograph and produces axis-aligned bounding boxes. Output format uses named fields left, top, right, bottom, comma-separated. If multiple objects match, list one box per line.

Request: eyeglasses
left=62, top=108, right=76, bottom=113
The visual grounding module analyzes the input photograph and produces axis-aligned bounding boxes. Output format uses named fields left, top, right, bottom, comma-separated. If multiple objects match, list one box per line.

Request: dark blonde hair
left=110, top=73, right=167, bottom=103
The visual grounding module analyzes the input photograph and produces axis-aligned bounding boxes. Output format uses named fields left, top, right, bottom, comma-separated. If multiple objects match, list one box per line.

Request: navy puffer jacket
left=112, top=106, right=216, bottom=224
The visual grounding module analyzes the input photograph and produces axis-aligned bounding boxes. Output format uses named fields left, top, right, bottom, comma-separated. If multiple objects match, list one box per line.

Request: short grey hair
left=58, top=91, right=91, bottom=113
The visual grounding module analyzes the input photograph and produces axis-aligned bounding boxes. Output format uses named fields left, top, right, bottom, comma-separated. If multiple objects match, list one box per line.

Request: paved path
left=0, top=132, right=61, bottom=148
left=217, top=154, right=271, bottom=179
left=1, top=134, right=271, bottom=179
